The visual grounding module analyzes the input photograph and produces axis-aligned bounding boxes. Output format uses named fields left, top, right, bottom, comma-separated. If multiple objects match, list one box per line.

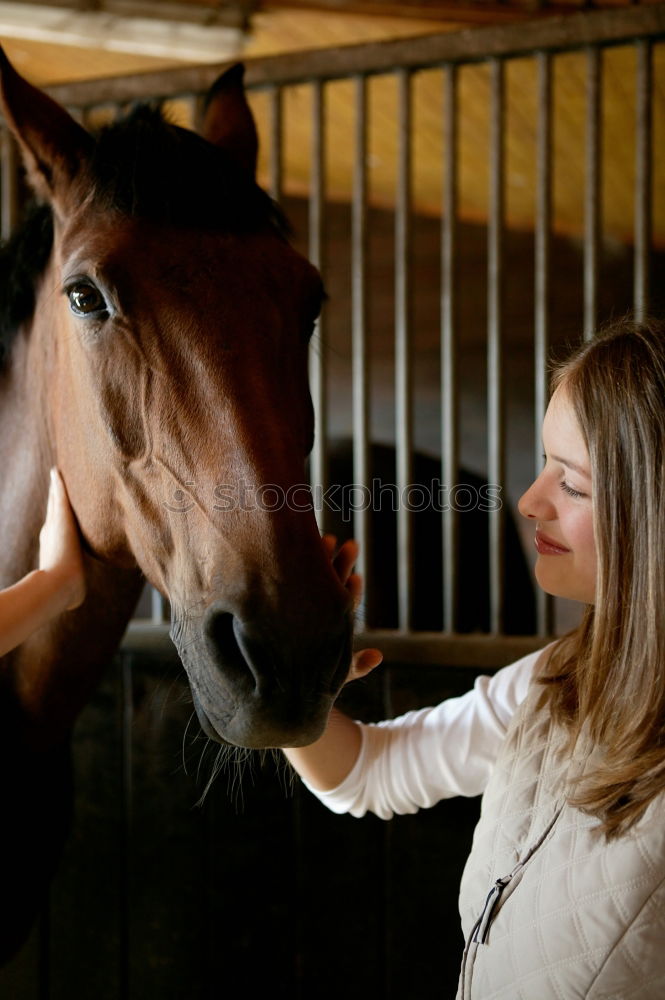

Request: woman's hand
left=282, top=534, right=380, bottom=781
left=322, top=534, right=383, bottom=683
left=0, top=470, right=87, bottom=657
left=39, top=469, right=86, bottom=611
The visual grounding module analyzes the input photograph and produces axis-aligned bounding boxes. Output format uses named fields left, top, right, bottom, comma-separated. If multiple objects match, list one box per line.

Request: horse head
left=0, top=52, right=352, bottom=748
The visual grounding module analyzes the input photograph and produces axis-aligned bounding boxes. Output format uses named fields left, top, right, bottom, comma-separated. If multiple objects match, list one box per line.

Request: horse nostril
left=186, top=601, right=350, bottom=746
left=203, top=606, right=261, bottom=693
left=204, top=607, right=235, bottom=651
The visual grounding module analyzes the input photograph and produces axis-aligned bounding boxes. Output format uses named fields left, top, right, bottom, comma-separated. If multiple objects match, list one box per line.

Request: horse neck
left=0, top=293, right=143, bottom=746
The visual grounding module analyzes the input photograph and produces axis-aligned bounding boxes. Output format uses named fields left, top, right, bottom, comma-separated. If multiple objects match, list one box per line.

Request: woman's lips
left=535, top=530, right=571, bottom=555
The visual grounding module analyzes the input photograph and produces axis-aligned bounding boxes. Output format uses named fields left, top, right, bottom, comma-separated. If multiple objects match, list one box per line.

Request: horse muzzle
left=171, top=603, right=352, bottom=748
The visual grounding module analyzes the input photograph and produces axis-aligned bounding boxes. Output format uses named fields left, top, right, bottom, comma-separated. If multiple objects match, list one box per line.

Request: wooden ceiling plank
left=257, top=0, right=652, bottom=26
left=0, top=1, right=245, bottom=60
left=9, top=0, right=252, bottom=28
left=43, top=4, right=665, bottom=105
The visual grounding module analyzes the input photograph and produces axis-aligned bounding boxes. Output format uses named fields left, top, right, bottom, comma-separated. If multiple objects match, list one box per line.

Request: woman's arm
left=301, top=652, right=541, bottom=819
left=284, top=535, right=541, bottom=816
left=0, top=469, right=86, bottom=657
left=283, top=707, right=363, bottom=791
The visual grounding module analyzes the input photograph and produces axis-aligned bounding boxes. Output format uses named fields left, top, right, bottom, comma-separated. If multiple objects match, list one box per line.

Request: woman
left=285, top=319, right=665, bottom=998
left=0, top=468, right=85, bottom=656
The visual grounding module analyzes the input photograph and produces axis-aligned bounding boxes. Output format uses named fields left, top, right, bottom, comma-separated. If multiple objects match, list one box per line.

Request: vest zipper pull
left=472, top=863, right=523, bottom=945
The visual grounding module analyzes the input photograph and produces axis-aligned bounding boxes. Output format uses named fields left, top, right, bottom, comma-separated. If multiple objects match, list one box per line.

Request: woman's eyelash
left=560, top=481, right=584, bottom=499
left=543, top=455, right=588, bottom=499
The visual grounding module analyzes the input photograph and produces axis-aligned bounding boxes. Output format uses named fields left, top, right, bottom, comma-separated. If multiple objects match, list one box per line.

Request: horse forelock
left=87, top=104, right=288, bottom=235
left=0, top=102, right=290, bottom=366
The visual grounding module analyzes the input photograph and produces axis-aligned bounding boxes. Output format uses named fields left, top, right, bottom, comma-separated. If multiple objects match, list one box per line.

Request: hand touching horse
left=0, top=53, right=351, bottom=960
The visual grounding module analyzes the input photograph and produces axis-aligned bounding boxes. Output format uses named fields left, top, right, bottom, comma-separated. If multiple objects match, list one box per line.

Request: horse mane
left=0, top=103, right=289, bottom=364
left=0, top=202, right=53, bottom=366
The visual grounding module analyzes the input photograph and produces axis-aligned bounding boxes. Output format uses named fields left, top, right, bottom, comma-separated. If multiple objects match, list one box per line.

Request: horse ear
left=0, top=47, right=92, bottom=213
left=201, top=63, right=258, bottom=177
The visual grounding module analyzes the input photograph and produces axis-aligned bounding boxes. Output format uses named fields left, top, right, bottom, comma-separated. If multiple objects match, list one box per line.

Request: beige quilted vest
left=456, top=682, right=665, bottom=1000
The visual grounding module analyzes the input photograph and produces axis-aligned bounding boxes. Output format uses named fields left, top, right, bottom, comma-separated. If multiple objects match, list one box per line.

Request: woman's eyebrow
left=550, top=454, right=591, bottom=479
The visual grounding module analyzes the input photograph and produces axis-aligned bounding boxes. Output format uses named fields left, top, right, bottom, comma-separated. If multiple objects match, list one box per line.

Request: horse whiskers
left=189, top=741, right=299, bottom=811
left=181, top=710, right=199, bottom=777
left=272, top=748, right=298, bottom=796
left=160, top=670, right=189, bottom=716
left=175, top=701, right=300, bottom=807
left=194, top=742, right=256, bottom=810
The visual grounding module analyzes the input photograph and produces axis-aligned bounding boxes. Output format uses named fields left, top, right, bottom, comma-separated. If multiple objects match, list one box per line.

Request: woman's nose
left=518, top=475, right=555, bottom=521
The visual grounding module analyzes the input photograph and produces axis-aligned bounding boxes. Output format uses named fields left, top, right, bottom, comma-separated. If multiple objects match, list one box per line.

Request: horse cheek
left=54, top=377, right=139, bottom=566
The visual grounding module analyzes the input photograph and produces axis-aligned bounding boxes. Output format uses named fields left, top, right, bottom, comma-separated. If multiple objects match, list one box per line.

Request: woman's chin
left=535, top=568, right=594, bottom=605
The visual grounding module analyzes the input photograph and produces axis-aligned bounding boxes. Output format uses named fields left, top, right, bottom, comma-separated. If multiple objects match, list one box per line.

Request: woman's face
left=518, top=385, right=596, bottom=604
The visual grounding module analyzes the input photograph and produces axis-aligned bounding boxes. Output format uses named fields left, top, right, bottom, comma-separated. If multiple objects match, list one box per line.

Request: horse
left=0, top=51, right=353, bottom=962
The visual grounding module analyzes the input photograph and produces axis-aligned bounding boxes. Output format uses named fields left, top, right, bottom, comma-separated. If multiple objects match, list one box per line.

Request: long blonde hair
left=540, top=318, right=665, bottom=837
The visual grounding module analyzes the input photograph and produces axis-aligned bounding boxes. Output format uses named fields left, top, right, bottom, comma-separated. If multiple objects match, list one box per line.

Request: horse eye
left=67, top=282, right=107, bottom=317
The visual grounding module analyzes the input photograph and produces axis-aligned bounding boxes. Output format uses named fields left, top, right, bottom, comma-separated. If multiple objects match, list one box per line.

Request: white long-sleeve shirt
left=305, top=647, right=544, bottom=820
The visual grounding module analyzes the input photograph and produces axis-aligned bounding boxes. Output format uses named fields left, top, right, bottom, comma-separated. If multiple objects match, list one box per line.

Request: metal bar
left=584, top=45, right=601, bottom=341
left=269, top=84, right=283, bottom=203
left=534, top=51, right=554, bottom=636
left=634, top=38, right=652, bottom=322
left=351, top=74, right=370, bottom=619
left=121, top=622, right=184, bottom=667
left=487, top=58, right=505, bottom=634
left=120, top=653, right=133, bottom=1000
left=38, top=905, right=50, bottom=998
left=121, top=620, right=546, bottom=670
left=395, top=68, right=414, bottom=632
left=308, top=79, right=327, bottom=524
left=150, top=586, right=166, bottom=624
left=355, top=630, right=547, bottom=668
left=44, top=7, right=665, bottom=107
left=441, top=63, right=459, bottom=634
left=0, top=129, right=19, bottom=241
left=191, top=93, right=207, bottom=134
left=80, top=107, right=95, bottom=132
